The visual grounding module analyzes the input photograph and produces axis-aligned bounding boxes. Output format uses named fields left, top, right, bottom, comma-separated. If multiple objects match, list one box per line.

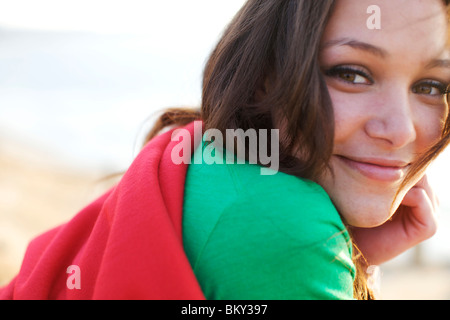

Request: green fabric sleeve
left=182, top=143, right=355, bottom=300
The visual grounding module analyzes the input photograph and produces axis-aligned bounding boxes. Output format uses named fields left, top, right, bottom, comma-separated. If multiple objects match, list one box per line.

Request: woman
left=175, top=0, right=450, bottom=299
left=1, top=0, right=449, bottom=300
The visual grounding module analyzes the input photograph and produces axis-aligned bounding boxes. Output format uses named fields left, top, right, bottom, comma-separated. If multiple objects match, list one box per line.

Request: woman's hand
left=350, top=174, right=439, bottom=266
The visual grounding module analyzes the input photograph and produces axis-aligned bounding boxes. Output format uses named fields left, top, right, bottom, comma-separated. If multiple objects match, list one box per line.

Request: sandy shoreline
left=380, top=265, right=450, bottom=300
left=0, top=136, right=119, bottom=286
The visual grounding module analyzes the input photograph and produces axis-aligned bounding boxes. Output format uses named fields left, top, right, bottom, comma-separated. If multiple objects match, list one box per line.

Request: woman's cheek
left=328, top=89, right=369, bottom=142
left=414, top=103, right=448, bottom=152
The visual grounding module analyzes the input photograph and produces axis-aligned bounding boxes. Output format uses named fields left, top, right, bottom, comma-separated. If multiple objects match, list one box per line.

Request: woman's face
left=317, top=0, right=450, bottom=227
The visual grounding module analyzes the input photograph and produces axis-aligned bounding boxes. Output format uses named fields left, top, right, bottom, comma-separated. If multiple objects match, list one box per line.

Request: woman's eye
left=338, top=72, right=367, bottom=84
left=412, top=81, right=448, bottom=96
left=324, top=66, right=373, bottom=85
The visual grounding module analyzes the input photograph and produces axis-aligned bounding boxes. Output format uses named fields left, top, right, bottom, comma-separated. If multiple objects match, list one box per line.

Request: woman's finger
left=398, top=174, right=438, bottom=240
left=402, top=174, right=439, bottom=212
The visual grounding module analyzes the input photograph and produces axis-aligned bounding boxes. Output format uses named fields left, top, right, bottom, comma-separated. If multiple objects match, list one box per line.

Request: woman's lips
left=335, top=155, right=411, bottom=182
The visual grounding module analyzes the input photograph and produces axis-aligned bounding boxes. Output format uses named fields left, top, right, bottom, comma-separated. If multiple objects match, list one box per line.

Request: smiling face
left=317, top=0, right=450, bottom=227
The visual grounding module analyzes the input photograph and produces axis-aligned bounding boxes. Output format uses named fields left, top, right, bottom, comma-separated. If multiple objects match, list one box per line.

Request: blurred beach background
left=0, top=0, right=449, bottom=299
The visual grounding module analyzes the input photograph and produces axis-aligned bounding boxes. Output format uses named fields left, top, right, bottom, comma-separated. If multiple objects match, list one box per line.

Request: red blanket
left=0, top=122, right=205, bottom=299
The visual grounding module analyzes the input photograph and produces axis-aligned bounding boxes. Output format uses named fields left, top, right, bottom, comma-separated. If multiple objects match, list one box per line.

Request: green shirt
left=182, top=143, right=355, bottom=300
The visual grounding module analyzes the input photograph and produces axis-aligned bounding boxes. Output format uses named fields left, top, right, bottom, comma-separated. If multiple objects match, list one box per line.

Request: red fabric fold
left=0, top=122, right=205, bottom=300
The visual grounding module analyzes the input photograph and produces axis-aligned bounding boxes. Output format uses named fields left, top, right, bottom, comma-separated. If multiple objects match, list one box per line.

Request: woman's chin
left=345, top=214, right=391, bottom=228
left=333, top=195, right=400, bottom=228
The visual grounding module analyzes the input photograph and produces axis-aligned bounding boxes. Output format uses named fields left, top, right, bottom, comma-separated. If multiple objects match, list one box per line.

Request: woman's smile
left=334, top=155, right=411, bottom=183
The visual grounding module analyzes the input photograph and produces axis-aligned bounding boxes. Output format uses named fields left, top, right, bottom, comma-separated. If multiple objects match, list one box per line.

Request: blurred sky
left=0, top=0, right=449, bottom=263
left=0, top=0, right=246, bottom=170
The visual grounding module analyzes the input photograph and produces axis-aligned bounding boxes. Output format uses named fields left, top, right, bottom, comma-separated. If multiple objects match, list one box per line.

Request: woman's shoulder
left=183, top=154, right=355, bottom=300
left=231, top=167, right=349, bottom=246
left=185, top=147, right=350, bottom=248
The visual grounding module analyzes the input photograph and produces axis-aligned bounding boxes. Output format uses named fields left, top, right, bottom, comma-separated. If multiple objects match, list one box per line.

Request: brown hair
left=145, top=0, right=450, bottom=300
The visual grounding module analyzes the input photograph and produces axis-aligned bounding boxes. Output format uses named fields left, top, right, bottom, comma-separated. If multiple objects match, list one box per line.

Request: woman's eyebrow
left=323, top=38, right=450, bottom=70
left=321, top=38, right=388, bottom=58
left=426, top=58, right=450, bottom=69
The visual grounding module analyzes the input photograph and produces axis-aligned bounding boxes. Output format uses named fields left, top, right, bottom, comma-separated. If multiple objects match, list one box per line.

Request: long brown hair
left=145, top=0, right=450, bottom=300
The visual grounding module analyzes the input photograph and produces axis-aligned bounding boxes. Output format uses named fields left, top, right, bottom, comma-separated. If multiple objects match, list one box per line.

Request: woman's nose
left=364, top=89, right=417, bottom=149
